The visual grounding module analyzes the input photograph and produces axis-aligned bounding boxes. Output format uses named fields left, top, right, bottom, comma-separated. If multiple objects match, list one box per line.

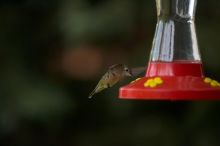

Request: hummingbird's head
left=123, top=65, right=133, bottom=77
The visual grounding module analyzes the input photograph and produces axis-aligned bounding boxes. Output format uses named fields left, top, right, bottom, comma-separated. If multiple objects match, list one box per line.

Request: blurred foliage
left=0, top=0, right=220, bottom=146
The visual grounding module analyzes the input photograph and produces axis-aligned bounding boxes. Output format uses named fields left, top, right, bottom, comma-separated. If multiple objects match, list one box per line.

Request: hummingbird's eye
left=125, top=68, right=129, bottom=72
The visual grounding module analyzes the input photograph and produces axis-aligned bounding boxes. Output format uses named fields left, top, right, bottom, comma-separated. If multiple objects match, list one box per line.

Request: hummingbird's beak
left=128, top=70, right=134, bottom=77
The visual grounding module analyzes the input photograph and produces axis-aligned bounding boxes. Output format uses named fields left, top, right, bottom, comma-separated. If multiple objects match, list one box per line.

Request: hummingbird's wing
left=131, top=66, right=146, bottom=76
left=108, top=64, right=122, bottom=70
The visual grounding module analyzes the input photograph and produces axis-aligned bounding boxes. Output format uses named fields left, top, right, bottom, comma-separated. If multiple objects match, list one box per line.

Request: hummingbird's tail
left=88, top=84, right=104, bottom=98
left=88, top=86, right=99, bottom=99
left=88, top=90, right=95, bottom=98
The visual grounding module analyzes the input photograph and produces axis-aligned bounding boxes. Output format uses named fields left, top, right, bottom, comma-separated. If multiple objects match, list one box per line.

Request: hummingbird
left=88, top=64, right=133, bottom=98
left=88, top=64, right=145, bottom=98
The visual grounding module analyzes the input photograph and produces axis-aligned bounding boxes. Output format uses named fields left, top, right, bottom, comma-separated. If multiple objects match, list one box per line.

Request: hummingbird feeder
left=119, top=0, right=220, bottom=100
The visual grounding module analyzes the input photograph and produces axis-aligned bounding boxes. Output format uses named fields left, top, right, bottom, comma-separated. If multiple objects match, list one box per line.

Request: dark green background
left=1, top=0, right=220, bottom=146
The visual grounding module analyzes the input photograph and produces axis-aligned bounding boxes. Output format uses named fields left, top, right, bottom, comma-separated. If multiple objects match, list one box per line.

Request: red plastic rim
left=119, top=61, right=220, bottom=100
left=119, top=76, right=220, bottom=100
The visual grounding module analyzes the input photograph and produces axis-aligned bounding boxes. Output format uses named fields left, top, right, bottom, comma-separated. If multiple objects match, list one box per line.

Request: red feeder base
left=119, top=62, right=220, bottom=100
